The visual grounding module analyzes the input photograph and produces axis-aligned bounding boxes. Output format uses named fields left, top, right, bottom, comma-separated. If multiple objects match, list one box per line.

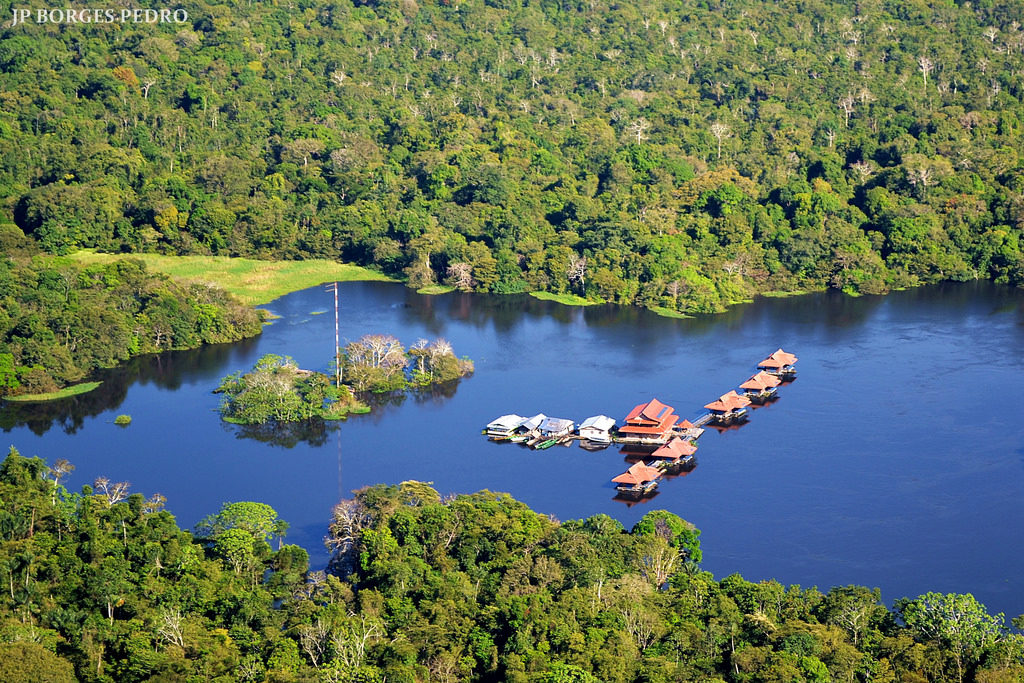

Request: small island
left=217, top=337, right=473, bottom=425
left=216, top=354, right=368, bottom=425
left=342, top=334, right=474, bottom=393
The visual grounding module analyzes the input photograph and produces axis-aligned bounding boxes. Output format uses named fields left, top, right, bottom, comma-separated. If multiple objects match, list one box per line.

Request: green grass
left=5, top=381, right=102, bottom=402
left=70, top=251, right=394, bottom=305
left=649, top=306, right=692, bottom=319
left=760, top=289, right=810, bottom=298
left=416, top=284, right=456, bottom=295
left=529, top=291, right=601, bottom=306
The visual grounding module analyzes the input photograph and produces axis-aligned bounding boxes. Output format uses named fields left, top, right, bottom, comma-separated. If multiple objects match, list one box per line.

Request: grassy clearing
left=529, top=291, right=600, bottom=306
left=70, top=251, right=394, bottom=305
left=5, top=381, right=102, bottom=402
left=649, top=306, right=692, bottom=319
left=416, top=284, right=456, bottom=295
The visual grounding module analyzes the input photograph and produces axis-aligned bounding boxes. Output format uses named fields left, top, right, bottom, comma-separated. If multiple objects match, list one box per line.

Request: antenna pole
left=333, top=282, right=341, bottom=388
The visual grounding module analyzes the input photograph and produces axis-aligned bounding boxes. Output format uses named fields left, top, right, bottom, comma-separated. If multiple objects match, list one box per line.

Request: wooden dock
left=691, top=413, right=713, bottom=428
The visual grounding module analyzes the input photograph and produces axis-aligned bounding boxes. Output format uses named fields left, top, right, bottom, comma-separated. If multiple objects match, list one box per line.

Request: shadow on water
left=612, top=490, right=661, bottom=507
left=225, top=419, right=339, bottom=449
left=219, top=378, right=468, bottom=446
left=0, top=337, right=261, bottom=435
left=6, top=277, right=1024, bottom=615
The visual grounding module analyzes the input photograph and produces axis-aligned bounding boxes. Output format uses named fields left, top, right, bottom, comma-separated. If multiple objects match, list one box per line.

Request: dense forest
left=1, top=0, right=1023, bottom=317
left=0, top=448, right=1020, bottom=682
left=0, top=227, right=261, bottom=396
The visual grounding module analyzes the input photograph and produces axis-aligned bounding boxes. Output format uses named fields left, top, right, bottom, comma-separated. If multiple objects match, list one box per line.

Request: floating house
left=618, top=398, right=680, bottom=444
left=649, top=437, right=697, bottom=472
left=612, top=462, right=663, bottom=499
left=539, top=417, right=575, bottom=439
left=485, top=414, right=526, bottom=438
left=739, top=371, right=781, bottom=404
left=518, top=413, right=547, bottom=435
left=758, top=348, right=798, bottom=379
left=704, top=390, right=751, bottom=425
left=578, top=415, right=616, bottom=445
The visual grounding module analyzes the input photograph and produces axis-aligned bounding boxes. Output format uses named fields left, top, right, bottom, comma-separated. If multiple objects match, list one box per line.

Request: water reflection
left=0, top=337, right=260, bottom=435
left=5, top=278, right=1024, bottom=618
left=225, top=418, right=339, bottom=449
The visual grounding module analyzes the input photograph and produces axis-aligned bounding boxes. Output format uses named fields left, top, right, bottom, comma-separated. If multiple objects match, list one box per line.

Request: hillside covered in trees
left=0, top=447, right=1022, bottom=682
left=1, top=0, right=1023, bottom=316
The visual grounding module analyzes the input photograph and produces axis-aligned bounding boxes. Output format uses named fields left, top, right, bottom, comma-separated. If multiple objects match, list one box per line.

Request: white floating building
left=485, top=414, right=526, bottom=437
left=578, top=415, right=616, bottom=444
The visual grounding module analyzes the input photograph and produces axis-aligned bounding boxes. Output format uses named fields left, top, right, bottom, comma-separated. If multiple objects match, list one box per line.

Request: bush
left=114, top=414, right=132, bottom=426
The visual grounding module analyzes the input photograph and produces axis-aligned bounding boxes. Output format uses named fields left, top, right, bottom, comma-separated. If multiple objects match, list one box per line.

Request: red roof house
left=758, top=348, right=798, bottom=370
left=650, top=437, right=697, bottom=461
left=618, top=398, right=679, bottom=442
left=740, top=371, right=781, bottom=391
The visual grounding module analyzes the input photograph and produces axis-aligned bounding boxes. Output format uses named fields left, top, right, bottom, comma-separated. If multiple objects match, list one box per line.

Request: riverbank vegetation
left=0, top=229, right=261, bottom=398
left=216, top=354, right=367, bottom=424
left=70, top=251, right=393, bottom=307
left=1, top=381, right=103, bottom=403
left=2, top=0, right=1024, bottom=317
left=0, top=448, right=1022, bottom=682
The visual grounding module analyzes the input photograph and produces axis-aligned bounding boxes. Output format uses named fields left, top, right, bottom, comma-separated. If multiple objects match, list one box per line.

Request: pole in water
left=325, top=281, right=341, bottom=388
left=334, top=282, right=340, bottom=388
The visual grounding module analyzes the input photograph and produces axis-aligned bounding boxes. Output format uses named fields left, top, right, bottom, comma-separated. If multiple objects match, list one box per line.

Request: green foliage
left=0, top=449, right=1021, bottom=683
left=0, top=642, right=76, bottom=683
left=0, top=250, right=260, bottom=397
left=195, top=501, right=288, bottom=546
left=3, top=0, right=1022, bottom=323
left=113, top=414, right=131, bottom=426
left=216, top=354, right=366, bottom=424
left=898, top=592, right=1005, bottom=681
left=344, top=335, right=473, bottom=393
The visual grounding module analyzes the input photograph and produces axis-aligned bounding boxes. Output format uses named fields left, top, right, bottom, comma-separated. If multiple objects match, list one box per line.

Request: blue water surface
left=3, top=280, right=1023, bottom=617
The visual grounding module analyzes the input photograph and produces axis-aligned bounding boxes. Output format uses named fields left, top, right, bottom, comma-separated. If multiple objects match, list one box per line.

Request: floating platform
left=708, top=408, right=749, bottom=426
left=614, top=480, right=660, bottom=500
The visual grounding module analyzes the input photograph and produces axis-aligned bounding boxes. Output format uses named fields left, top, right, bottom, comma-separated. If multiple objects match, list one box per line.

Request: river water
left=3, top=281, right=1024, bottom=617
